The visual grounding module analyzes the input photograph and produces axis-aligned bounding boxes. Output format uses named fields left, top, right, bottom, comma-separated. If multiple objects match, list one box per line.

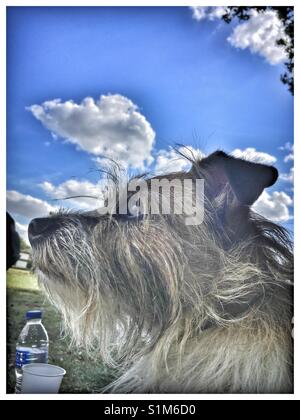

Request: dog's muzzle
left=28, top=217, right=61, bottom=246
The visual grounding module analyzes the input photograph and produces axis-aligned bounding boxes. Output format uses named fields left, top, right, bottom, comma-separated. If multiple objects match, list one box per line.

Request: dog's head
left=28, top=150, right=292, bottom=362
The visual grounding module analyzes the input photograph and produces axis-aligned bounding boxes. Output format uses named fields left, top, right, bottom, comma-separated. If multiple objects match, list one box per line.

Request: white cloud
left=7, top=190, right=56, bottom=219
left=278, top=142, right=294, bottom=163
left=40, top=179, right=104, bottom=210
left=27, top=94, right=155, bottom=170
left=227, top=10, right=288, bottom=65
left=154, top=146, right=205, bottom=175
left=252, top=190, right=293, bottom=222
left=279, top=142, right=293, bottom=152
left=231, top=147, right=277, bottom=165
left=191, top=6, right=229, bottom=21
left=284, top=153, right=294, bottom=163
left=280, top=167, right=294, bottom=183
left=15, top=222, right=30, bottom=245
left=191, top=8, right=288, bottom=66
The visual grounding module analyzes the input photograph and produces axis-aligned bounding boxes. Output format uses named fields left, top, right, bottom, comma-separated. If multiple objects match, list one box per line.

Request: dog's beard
left=31, top=211, right=293, bottom=372
left=32, top=219, right=123, bottom=366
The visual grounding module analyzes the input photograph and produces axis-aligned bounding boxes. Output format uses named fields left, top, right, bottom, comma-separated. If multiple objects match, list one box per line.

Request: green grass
left=7, top=268, right=116, bottom=394
left=7, top=268, right=39, bottom=291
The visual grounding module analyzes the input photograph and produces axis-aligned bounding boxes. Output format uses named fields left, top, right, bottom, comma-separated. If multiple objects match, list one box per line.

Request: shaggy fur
left=29, top=150, right=293, bottom=393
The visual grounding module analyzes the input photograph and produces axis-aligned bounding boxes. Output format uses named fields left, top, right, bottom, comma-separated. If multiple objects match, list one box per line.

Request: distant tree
left=20, top=238, right=31, bottom=252
left=221, top=7, right=294, bottom=95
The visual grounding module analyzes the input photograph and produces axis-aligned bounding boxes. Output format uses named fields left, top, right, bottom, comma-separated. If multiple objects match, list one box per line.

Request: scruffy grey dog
left=28, top=150, right=293, bottom=393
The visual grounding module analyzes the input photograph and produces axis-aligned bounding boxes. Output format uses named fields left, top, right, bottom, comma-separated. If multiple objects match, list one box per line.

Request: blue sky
left=6, top=6, right=294, bottom=241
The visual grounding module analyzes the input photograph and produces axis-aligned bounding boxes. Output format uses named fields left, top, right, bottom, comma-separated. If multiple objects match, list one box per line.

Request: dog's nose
left=28, top=217, right=61, bottom=245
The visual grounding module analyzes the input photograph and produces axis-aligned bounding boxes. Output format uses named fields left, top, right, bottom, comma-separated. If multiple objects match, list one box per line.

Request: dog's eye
left=113, top=211, right=144, bottom=222
left=114, top=199, right=145, bottom=222
left=128, top=203, right=140, bottom=216
left=126, top=202, right=145, bottom=220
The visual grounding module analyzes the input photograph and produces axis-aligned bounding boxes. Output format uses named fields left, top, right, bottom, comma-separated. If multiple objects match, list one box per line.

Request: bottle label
left=15, top=350, right=32, bottom=369
left=15, top=347, right=49, bottom=369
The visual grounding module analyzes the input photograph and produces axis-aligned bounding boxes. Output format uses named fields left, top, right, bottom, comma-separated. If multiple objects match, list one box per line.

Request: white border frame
left=1, top=0, right=298, bottom=401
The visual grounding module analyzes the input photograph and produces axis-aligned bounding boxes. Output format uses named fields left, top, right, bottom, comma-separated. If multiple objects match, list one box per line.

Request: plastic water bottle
left=15, top=310, right=49, bottom=393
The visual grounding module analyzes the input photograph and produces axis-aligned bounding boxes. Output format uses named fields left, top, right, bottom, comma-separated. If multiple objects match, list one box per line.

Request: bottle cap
left=26, top=310, right=42, bottom=320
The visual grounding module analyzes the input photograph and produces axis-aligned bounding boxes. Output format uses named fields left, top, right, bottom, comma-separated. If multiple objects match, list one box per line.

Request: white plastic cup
left=21, top=363, right=66, bottom=394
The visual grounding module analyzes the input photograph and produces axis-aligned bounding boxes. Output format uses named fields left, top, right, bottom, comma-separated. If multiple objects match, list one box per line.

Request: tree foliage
left=221, top=7, right=294, bottom=95
left=20, top=238, right=31, bottom=252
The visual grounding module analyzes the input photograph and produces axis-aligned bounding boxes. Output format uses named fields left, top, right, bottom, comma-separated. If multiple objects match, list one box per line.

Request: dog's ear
left=194, top=150, right=278, bottom=205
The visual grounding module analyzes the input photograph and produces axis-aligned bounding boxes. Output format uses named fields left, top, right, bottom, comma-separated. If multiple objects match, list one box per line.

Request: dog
left=28, top=150, right=293, bottom=393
